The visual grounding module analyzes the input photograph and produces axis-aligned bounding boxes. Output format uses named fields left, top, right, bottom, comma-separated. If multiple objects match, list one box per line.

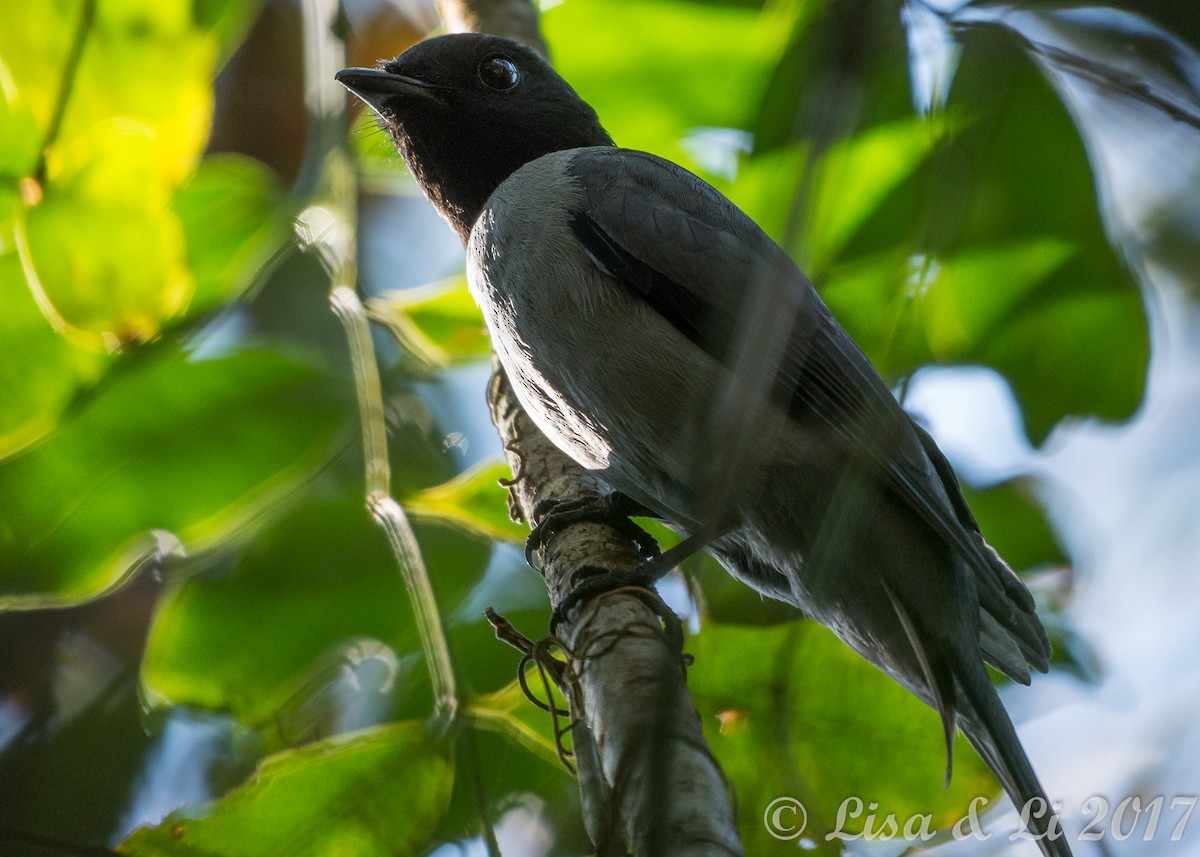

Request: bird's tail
left=956, top=653, right=1073, bottom=857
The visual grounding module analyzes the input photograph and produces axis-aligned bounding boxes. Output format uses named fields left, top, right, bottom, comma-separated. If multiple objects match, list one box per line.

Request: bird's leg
left=640, top=527, right=718, bottom=578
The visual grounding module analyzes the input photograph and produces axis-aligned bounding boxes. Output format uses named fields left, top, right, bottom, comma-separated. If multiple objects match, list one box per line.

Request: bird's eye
left=478, top=56, right=520, bottom=91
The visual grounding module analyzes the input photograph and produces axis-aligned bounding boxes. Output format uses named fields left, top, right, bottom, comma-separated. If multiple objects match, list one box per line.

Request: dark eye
left=478, top=56, right=520, bottom=91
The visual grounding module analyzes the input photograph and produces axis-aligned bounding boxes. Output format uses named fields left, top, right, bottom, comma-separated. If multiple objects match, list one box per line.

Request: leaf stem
left=312, top=0, right=459, bottom=724
left=367, top=493, right=460, bottom=722
left=35, top=0, right=97, bottom=184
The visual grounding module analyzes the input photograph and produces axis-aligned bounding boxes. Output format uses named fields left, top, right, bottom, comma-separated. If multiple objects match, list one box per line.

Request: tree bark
left=437, top=0, right=547, bottom=56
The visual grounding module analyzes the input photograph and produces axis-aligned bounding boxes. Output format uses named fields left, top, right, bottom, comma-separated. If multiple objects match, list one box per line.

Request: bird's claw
left=549, top=565, right=659, bottom=635
left=524, top=494, right=660, bottom=568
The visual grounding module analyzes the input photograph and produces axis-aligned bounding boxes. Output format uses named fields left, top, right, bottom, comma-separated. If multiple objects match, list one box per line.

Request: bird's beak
left=335, top=67, right=441, bottom=116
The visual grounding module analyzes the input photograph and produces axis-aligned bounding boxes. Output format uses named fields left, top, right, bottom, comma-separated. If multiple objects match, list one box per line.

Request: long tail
left=956, top=653, right=1073, bottom=857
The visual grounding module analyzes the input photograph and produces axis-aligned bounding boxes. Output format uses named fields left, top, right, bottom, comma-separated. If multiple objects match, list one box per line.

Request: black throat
left=387, top=98, right=614, bottom=243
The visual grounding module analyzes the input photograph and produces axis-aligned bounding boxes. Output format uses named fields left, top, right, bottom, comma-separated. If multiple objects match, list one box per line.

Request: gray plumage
left=337, top=33, right=1072, bottom=857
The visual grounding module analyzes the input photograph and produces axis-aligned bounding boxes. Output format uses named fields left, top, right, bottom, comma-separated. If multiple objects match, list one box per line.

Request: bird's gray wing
left=564, top=147, right=1048, bottom=674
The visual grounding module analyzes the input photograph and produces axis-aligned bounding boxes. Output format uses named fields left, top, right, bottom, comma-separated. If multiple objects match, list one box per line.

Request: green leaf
left=0, top=347, right=350, bottom=608
left=981, top=280, right=1147, bottom=442
left=368, top=277, right=490, bottom=370
left=0, top=247, right=104, bottom=458
left=67, top=2, right=217, bottom=182
left=820, top=239, right=1147, bottom=445
left=406, top=461, right=526, bottom=542
left=752, top=0, right=913, bottom=157
left=725, top=143, right=807, bottom=240
left=121, top=721, right=453, bottom=857
left=808, top=115, right=958, bottom=272
left=0, top=57, right=41, bottom=179
left=0, top=1, right=76, bottom=141
left=141, top=492, right=421, bottom=728
left=806, top=37, right=1142, bottom=441
left=173, top=153, right=287, bottom=312
left=914, top=32, right=1147, bottom=440
left=0, top=1, right=219, bottom=183
left=738, top=5, right=1149, bottom=444
left=18, top=122, right=192, bottom=344
left=688, top=621, right=998, bottom=852
left=432, top=721, right=582, bottom=850
left=543, top=0, right=782, bottom=168
left=142, top=487, right=493, bottom=728
left=918, top=238, right=1078, bottom=358
left=1, top=1, right=274, bottom=344
left=466, top=680, right=563, bottom=768
left=193, top=0, right=268, bottom=65
left=812, top=247, right=918, bottom=363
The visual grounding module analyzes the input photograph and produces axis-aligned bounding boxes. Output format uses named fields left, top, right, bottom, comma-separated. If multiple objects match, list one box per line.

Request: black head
left=337, top=34, right=614, bottom=241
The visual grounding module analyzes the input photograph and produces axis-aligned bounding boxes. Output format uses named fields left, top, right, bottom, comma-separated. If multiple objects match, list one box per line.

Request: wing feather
left=565, top=147, right=1050, bottom=675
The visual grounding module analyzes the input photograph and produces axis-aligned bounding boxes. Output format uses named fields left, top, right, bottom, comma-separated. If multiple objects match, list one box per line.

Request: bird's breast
left=465, top=152, right=718, bottom=523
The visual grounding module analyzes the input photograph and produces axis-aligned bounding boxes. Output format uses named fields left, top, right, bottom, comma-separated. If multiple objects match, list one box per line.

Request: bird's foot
left=524, top=493, right=660, bottom=568
left=526, top=494, right=714, bottom=658
left=549, top=564, right=687, bottom=671
left=549, top=564, right=659, bottom=634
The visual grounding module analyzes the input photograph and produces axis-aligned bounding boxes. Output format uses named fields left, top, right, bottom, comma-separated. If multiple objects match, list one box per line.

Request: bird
left=337, top=33, right=1072, bottom=857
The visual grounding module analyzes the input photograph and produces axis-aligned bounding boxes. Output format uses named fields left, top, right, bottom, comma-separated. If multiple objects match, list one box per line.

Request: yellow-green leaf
left=809, top=114, right=962, bottom=272
left=467, top=679, right=563, bottom=768
left=18, top=122, right=192, bottom=344
left=406, top=461, right=526, bottom=542
left=368, top=277, right=489, bottom=370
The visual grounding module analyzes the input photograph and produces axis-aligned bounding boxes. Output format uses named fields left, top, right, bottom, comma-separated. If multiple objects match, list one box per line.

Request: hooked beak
left=334, top=67, right=441, bottom=116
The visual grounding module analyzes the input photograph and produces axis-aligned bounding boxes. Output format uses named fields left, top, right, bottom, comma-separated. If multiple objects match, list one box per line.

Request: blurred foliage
left=0, top=346, right=350, bottom=608
left=0, top=0, right=1194, bottom=855
left=367, top=275, right=495, bottom=372
left=0, top=0, right=284, bottom=458
left=121, top=721, right=455, bottom=856
left=739, top=0, right=1149, bottom=444
left=691, top=621, right=999, bottom=851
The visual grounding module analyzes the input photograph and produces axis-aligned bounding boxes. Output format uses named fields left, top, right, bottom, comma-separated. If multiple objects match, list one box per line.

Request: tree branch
left=437, top=0, right=547, bottom=57
left=488, top=364, right=741, bottom=856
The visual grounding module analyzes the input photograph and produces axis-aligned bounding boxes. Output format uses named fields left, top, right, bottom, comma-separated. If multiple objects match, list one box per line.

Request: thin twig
left=317, top=0, right=460, bottom=723
left=34, top=0, right=96, bottom=184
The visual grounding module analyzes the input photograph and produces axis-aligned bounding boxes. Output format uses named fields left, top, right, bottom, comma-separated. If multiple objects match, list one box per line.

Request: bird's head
left=337, top=33, right=614, bottom=241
